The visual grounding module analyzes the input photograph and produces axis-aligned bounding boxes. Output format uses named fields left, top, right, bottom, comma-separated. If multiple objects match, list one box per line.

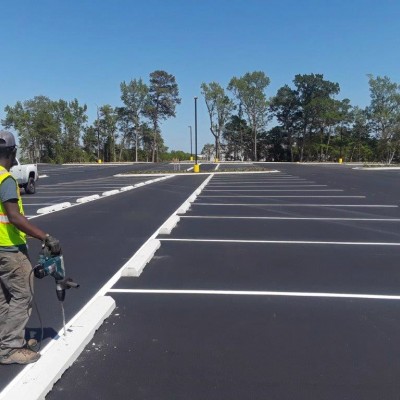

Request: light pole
left=96, top=105, right=101, bottom=163
left=194, top=97, right=199, bottom=173
left=188, top=125, right=193, bottom=161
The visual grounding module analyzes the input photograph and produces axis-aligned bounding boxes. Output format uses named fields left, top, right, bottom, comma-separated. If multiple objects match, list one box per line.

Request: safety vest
left=0, top=166, right=26, bottom=246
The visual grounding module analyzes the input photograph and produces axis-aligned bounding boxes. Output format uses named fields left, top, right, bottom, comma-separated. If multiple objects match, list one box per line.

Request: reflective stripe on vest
left=0, top=166, right=26, bottom=246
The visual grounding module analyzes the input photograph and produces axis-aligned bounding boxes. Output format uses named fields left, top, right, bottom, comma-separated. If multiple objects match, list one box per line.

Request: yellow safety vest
left=0, top=166, right=26, bottom=246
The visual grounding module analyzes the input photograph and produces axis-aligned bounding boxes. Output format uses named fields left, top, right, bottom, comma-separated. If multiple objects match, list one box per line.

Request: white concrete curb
left=33, top=176, right=174, bottom=218
left=188, top=194, right=197, bottom=203
left=37, top=202, right=72, bottom=214
left=121, top=239, right=161, bottom=277
left=102, top=189, right=120, bottom=196
left=159, top=215, right=180, bottom=235
left=76, top=194, right=100, bottom=203
left=0, top=296, right=116, bottom=400
left=176, top=201, right=191, bottom=215
left=120, top=185, right=134, bottom=191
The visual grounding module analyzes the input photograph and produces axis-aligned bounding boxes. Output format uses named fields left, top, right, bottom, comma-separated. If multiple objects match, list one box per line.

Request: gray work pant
left=0, top=249, right=33, bottom=355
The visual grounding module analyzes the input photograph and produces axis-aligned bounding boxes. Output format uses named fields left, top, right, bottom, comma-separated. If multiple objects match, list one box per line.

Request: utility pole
left=188, top=125, right=193, bottom=161
left=96, top=105, right=101, bottom=162
left=194, top=97, right=199, bottom=172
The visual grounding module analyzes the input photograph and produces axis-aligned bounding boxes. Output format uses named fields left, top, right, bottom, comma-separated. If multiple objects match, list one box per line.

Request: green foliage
left=144, top=70, right=181, bottom=162
left=201, top=82, right=234, bottom=159
left=2, top=71, right=400, bottom=164
left=228, top=71, right=270, bottom=160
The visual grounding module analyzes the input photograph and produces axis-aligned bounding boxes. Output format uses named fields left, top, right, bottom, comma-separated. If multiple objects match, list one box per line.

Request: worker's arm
left=3, top=200, right=47, bottom=240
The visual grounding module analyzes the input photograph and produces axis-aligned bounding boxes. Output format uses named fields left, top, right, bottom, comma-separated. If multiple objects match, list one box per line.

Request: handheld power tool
left=34, top=246, right=80, bottom=301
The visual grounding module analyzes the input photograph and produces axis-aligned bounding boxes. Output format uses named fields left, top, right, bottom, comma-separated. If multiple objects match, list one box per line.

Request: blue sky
left=1, top=0, right=399, bottom=152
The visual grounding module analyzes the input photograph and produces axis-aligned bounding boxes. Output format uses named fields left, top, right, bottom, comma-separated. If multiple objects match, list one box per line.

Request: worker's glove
left=44, top=235, right=61, bottom=255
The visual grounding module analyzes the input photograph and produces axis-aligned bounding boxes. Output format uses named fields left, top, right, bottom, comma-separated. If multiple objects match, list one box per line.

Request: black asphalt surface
left=114, top=241, right=400, bottom=295
left=0, top=166, right=206, bottom=391
left=46, top=164, right=400, bottom=399
left=24, top=163, right=206, bottom=216
left=49, top=293, right=400, bottom=400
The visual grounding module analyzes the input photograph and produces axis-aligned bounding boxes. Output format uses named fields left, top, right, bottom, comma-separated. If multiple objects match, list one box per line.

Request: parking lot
left=39, top=164, right=400, bottom=400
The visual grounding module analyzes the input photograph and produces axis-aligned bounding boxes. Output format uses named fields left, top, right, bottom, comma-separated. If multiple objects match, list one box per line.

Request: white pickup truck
left=10, top=159, right=38, bottom=194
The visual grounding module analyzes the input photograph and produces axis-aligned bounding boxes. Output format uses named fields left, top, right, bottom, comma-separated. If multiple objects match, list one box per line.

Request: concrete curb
left=102, top=189, right=120, bottom=196
left=37, top=202, right=72, bottom=214
left=33, top=176, right=174, bottom=218
left=159, top=215, right=180, bottom=235
left=120, top=185, right=134, bottom=191
left=0, top=296, right=116, bottom=400
left=176, top=201, right=191, bottom=215
left=76, top=194, right=100, bottom=203
left=121, top=239, right=161, bottom=277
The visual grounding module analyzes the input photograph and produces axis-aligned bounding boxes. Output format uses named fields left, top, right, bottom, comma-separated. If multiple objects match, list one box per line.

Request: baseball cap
left=0, top=131, right=16, bottom=148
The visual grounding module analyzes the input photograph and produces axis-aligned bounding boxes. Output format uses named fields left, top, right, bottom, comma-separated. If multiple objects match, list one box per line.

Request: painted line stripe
left=159, top=238, right=400, bottom=246
left=203, top=189, right=343, bottom=192
left=194, top=203, right=398, bottom=207
left=210, top=180, right=309, bottom=182
left=200, top=195, right=366, bottom=198
left=207, top=185, right=328, bottom=188
left=180, top=216, right=400, bottom=221
left=20, top=203, right=54, bottom=206
left=107, top=289, right=400, bottom=301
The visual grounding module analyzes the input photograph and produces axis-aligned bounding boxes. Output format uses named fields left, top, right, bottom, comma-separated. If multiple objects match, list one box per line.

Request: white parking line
left=194, top=203, right=397, bottom=207
left=21, top=203, right=54, bottom=206
left=180, top=216, right=400, bottom=221
left=107, top=289, right=400, bottom=301
left=203, top=189, right=344, bottom=192
left=200, top=195, right=366, bottom=198
left=24, top=195, right=99, bottom=198
left=207, top=185, right=328, bottom=188
left=159, top=238, right=400, bottom=246
left=210, top=180, right=309, bottom=183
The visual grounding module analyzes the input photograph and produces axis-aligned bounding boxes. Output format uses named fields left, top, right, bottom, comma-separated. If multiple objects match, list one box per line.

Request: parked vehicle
left=10, top=159, right=38, bottom=194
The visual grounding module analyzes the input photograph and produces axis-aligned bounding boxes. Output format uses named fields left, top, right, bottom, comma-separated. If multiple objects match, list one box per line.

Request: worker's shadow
left=25, top=327, right=58, bottom=341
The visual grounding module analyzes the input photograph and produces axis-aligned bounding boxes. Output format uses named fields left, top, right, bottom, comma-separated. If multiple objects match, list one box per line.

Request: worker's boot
left=0, top=348, right=40, bottom=365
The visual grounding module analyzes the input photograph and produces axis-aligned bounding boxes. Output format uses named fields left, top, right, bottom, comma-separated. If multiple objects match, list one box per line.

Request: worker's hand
left=44, top=235, right=61, bottom=255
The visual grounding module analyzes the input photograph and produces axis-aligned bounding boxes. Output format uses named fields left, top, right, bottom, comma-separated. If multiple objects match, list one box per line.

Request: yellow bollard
left=98, top=159, right=102, bottom=164
left=338, top=158, right=343, bottom=164
left=214, top=158, right=219, bottom=163
left=193, top=164, right=200, bottom=173
left=190, top=156, right=194, bottom=161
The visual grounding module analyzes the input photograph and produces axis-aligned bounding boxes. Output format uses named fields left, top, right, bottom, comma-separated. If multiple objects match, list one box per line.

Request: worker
left=0, top=130, right=61, bottom=365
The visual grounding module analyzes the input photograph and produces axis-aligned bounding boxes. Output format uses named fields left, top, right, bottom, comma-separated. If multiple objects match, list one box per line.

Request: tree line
left=201, top=73, right=400, bottom=163
left=1, top=70, right=184, bottom=163
left=2, top=70, right=400, bottom=164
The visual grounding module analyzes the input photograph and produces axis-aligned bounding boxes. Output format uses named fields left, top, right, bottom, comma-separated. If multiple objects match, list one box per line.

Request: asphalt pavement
left=0, top=163, right=207, bottom=392
left=46, top=164, right=400, bottom=400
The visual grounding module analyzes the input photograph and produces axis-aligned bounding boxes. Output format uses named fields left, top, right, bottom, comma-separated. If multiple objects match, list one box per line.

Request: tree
left=366, top=74, right=400, bottom=163
left=201, top=143, right=215, bottom=161
left=55, top=99, right=88, bottom=162
left=120, top=79, right=149, bottom=162
left=82, top=125, right=98, bottom=161
left=347, top=107, right=372, bottom=161
left=228, top=71, right=270, bottom=160
left=201, top=82, right=234, bottom=160
left=95, top=105, right=118, bottom=162
left=292, top=74, right=340, bottom=161
left=144, top=70, right=181, bottom=162
left=2, top=96, right=60, bottom=162
left=269, top=85, right=301, bottom=161
left=223, top=114, right=252, bottom=160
